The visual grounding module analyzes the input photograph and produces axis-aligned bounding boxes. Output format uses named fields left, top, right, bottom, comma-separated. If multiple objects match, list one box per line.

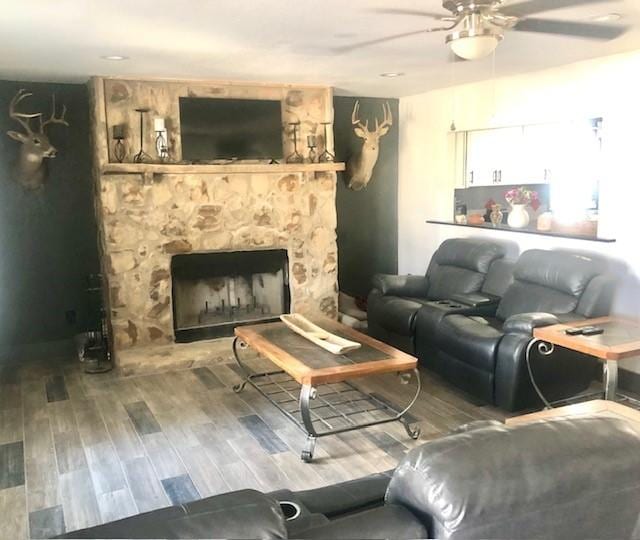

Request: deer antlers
left=351, top=100, right=393, bottom=134
left=374, top=101, right=393, bottom=133
left=9, top=89, right=41, bottom=134
left=40, top=94, right=68, bottom=132
left=351, top=100, right=369, bottom=131
left=9, top=89, right=69, bottom=134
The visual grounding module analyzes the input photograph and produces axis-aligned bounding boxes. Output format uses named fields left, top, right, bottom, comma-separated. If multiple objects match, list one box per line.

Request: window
left=459, top=118, right=603, bottom=222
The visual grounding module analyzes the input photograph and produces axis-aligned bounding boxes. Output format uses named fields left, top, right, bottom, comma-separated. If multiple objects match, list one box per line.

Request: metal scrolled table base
left=232, top=337, right=421, bottom=462
left=525, top=338, right=628, bottom=410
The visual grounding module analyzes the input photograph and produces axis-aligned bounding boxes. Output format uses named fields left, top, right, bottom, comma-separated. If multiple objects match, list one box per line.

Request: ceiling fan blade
left=334, top=27, right=450, bottom=53
left=501, top=0, right=619, bottom=18
left=513, top=17, right=627, bottom=40
left=372, top=8, right=454, bottom=20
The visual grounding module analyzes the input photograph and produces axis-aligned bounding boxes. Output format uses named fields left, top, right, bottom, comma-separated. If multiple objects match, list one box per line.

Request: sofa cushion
left=371, top=274, right=429, bottom=297
left=432, top=238, right=506, bottom=274
left=496, top=250, right=605, bottom=321
left=426, top=239, right=505, bottom=300
left=297, top=504, right=428, bottom=540
left=371, top=296, right=430, bottom=336
left=497, top=281, right=581, bottom=321
left=427, top=266, right=485, bottom=300
left=386, top=417, right=640, bottom=540
left=481, top=259, right=516, bottom=297
left=513, top=250, right=603, bottom=296
left=434, top=315, right=503, bottom=372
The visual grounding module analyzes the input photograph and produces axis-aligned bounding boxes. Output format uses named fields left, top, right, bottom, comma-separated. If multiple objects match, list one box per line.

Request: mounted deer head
left=7, top=89, right=69, bottom=191
left=346, top=100, right=392, bottom=191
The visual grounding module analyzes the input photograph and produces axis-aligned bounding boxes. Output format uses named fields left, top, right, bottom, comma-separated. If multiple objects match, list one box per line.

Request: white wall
left=398, top=49, right=640, bottom=368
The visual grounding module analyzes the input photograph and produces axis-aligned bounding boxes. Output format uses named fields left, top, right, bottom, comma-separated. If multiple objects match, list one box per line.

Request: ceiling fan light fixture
left=446, top=29, right=502, bottom=60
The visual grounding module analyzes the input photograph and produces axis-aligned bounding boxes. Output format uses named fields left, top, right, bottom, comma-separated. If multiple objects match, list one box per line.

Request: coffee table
left=232, top=317, right=421, bottom=462
left=527, top=317, right=640, bottom=407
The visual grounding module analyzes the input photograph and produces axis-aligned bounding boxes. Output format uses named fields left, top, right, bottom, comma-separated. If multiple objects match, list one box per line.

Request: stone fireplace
left=172, top=249, right=290, bottom=342
left=88, top=77, right=342, bottom=370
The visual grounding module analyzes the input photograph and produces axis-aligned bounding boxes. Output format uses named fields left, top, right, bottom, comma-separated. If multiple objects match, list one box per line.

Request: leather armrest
left=502, top=312, right=559, bottom=335
left=56, top=489, right=288, bottom=539
left=371, top=274, right=428, bottom=297
left=450, top=292, right=500, bottom=307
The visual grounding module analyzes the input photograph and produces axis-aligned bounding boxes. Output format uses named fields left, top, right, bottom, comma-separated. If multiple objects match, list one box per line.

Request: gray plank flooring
left=0, top=349, right=505, bottom=538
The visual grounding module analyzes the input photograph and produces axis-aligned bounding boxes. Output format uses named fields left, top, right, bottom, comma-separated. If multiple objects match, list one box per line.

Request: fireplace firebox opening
left=171, top=249, right=290, bottom=342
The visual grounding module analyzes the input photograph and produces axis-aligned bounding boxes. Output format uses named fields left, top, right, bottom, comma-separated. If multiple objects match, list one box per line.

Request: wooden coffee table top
left=506, top=399, right=640, bottom=429
left=234, top=317, right=417, bottom=386
left=533, top=317, right=640, bottom=361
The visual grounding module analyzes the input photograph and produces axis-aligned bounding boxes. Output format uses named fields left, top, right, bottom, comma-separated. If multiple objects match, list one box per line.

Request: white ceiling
left=1, top=0, right=640, bottom=97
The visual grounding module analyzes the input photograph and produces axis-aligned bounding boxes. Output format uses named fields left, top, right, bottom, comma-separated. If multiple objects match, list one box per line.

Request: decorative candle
left=112, top=124, right=124, bottom=139
left=307, top=135, right=317, bottom=147
left=154, top=118, right=165, bottom=132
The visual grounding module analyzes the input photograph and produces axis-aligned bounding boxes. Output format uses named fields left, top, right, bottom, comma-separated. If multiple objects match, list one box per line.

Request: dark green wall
left=333, top=96, right=399, bottom=299
left=0, top=80, right=100, bottom=347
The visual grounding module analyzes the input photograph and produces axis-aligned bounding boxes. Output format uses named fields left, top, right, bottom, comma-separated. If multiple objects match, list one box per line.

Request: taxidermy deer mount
left=346, top=100, right=392, bottom=191
left=7, top=89, right=69, bottom=191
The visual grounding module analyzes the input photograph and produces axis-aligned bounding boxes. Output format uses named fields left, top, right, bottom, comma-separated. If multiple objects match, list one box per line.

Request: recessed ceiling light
left=380, top=72, right=405, bottom=78
left=100, top=55, right=129, bottom=61
left=591, top=13, right=622, bottom=22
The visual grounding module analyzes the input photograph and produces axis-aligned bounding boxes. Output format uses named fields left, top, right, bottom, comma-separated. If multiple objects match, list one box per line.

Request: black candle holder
left=133, top=108, right=152, bottom=163
left=112, top=124, right=126, bottom=163
left=285, top=122, right=304, bottom=164
left=318, top=122, right=335, bottom=163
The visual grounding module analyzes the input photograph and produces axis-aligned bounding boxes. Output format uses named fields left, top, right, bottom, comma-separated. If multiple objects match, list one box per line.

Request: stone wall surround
left=89, top=77, right=340, bottom=370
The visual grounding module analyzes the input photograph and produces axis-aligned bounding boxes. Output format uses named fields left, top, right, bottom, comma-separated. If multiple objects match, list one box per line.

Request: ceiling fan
left=339, top=0, right=628, bottom=60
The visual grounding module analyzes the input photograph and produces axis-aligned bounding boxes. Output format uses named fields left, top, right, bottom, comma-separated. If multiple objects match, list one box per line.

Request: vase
left=489, top=204, right=503, bottom=227
left=507, top=204, right=530, bottom=228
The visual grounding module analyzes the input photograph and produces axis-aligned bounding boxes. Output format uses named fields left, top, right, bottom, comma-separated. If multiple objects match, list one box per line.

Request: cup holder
left=435, top=300, right=463, bottom=309
left=280, top=501, right=301, bottom=521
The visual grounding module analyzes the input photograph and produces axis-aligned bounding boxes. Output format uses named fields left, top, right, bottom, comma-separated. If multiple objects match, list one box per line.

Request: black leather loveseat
left=415, top=249, right=615, bottom=411
left=58, top=415, right=640, bottom=539
left=368, top=238, right=506, bottom=354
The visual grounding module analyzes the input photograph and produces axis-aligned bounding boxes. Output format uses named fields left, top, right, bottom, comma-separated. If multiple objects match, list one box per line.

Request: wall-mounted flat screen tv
left=179, top=97, right=283, bottom=161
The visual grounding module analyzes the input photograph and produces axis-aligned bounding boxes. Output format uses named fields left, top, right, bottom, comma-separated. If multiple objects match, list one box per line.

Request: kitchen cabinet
left=465, top=127, right=523, bottom=186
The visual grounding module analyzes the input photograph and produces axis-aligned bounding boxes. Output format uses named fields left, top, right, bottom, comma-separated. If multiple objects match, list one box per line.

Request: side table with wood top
left=529, top=317, right=640, bottom=406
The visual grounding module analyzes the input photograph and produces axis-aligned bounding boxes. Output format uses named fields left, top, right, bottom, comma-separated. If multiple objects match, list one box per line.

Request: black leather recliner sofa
left=58, top=415, right=640, bottom=539
left=368, top=238, right=506, bottom=354
left=415, top=249, right=615, bottom=411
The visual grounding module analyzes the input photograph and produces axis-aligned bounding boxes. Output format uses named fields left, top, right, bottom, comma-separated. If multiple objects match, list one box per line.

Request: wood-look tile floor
left=0, top=350, right=505, bottom=538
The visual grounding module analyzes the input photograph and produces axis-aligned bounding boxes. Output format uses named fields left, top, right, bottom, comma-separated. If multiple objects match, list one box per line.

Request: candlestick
left=112, top=124, right=124, bottom=140
left=318, top=122, right=335, bottom=163
left=133, top=108, right=152, bottom=163
left=285, top=122, right=303, bottom=164
left=112, top=124, right=126, bottom=163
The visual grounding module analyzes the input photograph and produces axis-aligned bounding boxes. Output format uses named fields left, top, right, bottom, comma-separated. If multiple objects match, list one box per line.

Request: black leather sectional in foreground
left=59, top=415, right=640, bottom=539
left=368, top=238, right=615, bottom=411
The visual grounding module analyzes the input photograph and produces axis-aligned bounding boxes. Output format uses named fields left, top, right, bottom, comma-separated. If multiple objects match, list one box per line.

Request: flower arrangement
left=505, top=186, right=540, bottom=210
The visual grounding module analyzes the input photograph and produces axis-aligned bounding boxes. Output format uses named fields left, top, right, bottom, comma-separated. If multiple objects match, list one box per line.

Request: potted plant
left=504, top=187, right=539, bottom=228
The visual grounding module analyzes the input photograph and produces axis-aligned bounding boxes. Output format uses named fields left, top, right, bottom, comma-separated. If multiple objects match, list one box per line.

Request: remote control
left=565, top=327, right=583, bottom=336
left=581, top=326, right=604, bottom=336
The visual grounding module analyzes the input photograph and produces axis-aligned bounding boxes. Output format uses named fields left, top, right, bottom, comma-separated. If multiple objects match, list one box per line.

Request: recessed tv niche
left=179, top=97, right=283, bottom=161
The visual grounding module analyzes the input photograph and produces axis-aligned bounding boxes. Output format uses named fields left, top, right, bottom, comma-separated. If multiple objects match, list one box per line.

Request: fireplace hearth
left=171, top=249, right=290, bottom=342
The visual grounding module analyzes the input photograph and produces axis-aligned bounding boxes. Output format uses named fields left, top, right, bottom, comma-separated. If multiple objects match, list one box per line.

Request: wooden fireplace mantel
left=101, top=162, right=346, bottom=176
